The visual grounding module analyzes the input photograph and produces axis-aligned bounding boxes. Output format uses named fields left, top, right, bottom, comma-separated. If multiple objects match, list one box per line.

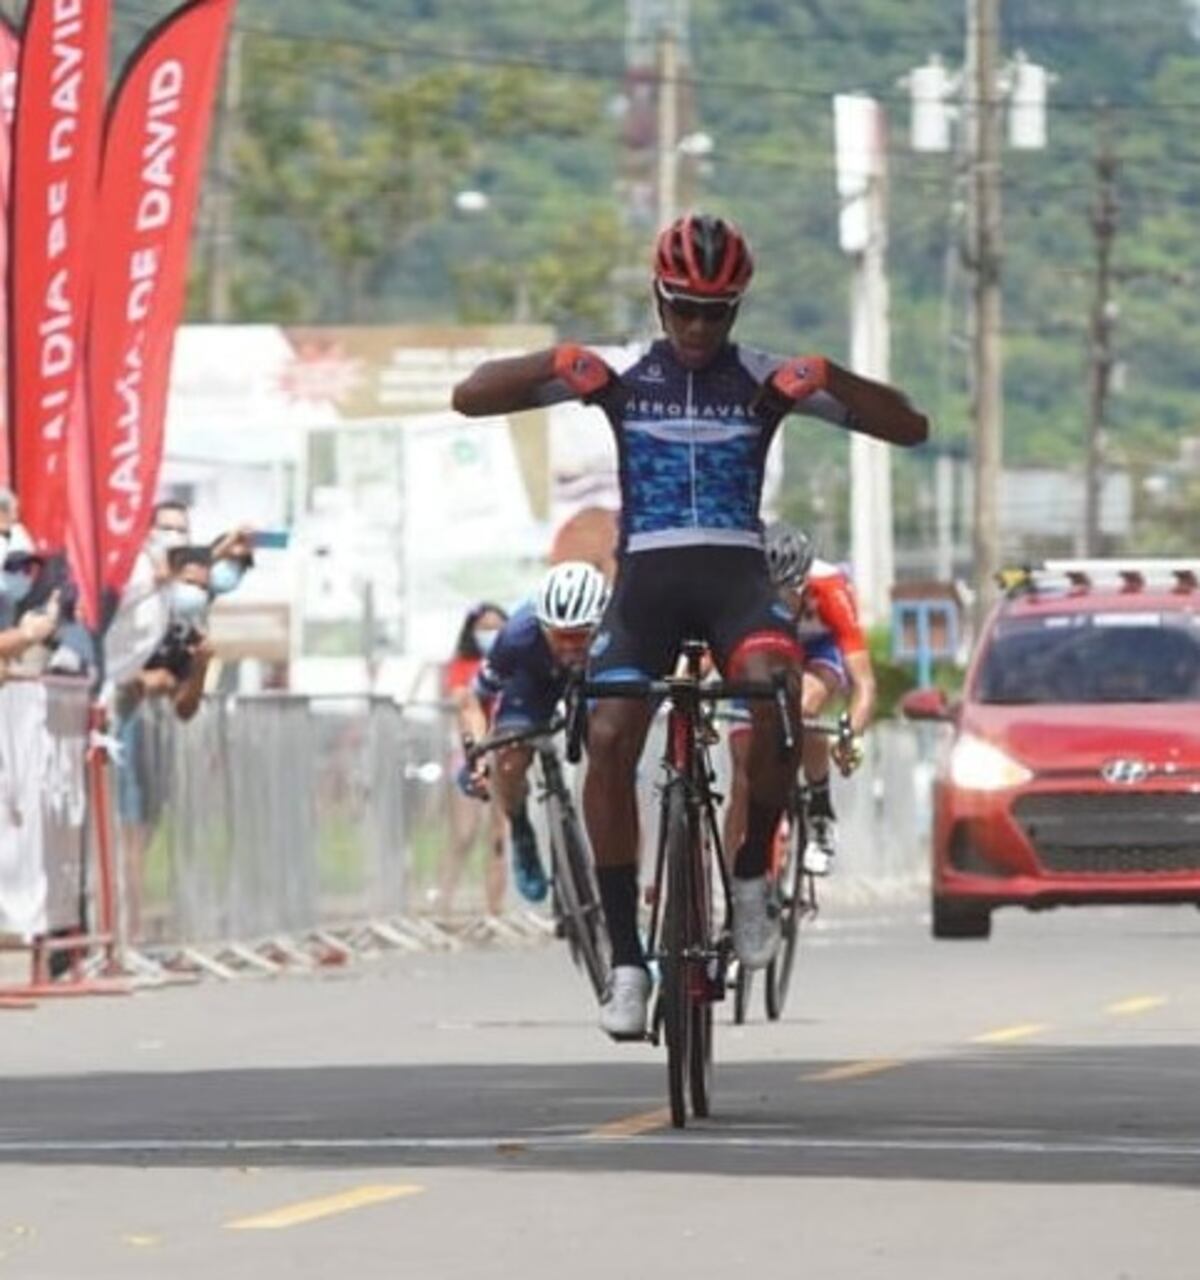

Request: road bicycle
left=467, top=720, right=608, bottom=999
left=732, top=714, right=857, bottom=1024
left=567, top=642, right=797, bottom=1128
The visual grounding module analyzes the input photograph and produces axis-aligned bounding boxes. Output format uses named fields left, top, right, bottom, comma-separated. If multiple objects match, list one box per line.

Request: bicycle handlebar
left=565, top=672, right=806, bottom=764
left=465, top=716, right=565, bottom=765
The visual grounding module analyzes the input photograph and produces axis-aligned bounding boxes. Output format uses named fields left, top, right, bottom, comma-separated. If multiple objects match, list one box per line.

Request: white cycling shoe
left=803, top=815, right=837, bottom=876
left=599, top=965, right=651, bottom=1041
left=731, top=875, right=781, bottom=970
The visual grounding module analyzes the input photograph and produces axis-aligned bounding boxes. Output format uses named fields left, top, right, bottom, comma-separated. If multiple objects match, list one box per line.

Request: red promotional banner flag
left=8, top=0, right=109, bottom=549
left=82, top=0, right=235, bottom=621
left=0, top=17, right=21, bottom=491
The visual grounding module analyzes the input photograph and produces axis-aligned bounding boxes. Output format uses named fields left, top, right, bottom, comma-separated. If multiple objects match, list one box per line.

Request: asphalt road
left=3, top=902, right=1200, bottom=1279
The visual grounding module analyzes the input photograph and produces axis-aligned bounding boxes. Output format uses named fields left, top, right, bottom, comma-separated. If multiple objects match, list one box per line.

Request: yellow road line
left=226, top=1184, right=423, bottom=1231
left=1107, top=995, right=1169, bottom=1017
left=587, top=1107, right=671, bottom=1140
left=122, top=1235, right=161, bottom=1248
left=971, top=1022, right=1048, bottom=1045
left=800, top=1058, right=906, bottom=1083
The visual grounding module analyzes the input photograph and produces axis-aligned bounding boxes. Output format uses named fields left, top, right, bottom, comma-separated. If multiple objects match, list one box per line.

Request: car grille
left=1013, top=792, right=1200, bottom=875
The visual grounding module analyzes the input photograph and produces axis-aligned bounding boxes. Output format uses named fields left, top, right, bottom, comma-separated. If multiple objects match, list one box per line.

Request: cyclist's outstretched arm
left=452, top=345, right=613, bottom=417
left=458, top=684, right=490, bottom=748
left=824, top=362, right=929, bottom=447
left=762, top=355, right=929, bottom=448
left=844, top=650, right=876, bottom=737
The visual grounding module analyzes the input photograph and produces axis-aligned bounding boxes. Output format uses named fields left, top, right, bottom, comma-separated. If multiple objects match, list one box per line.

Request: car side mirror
left=900, top=687, right=952, bottom=722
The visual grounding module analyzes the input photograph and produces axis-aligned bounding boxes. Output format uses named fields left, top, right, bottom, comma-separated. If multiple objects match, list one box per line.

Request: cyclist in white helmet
left=458, top=561, right=609, bottom=902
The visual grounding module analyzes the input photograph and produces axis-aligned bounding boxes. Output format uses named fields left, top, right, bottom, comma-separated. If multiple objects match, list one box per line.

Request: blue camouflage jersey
left=473, top=603, right=567, bottom=728
left=580, top=340, right=852, bottom=556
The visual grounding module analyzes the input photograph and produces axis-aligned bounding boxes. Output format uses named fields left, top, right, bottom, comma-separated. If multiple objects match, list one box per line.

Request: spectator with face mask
left=0, top=551, right=60, bottom=676
left=208, top=528, right=254, bottom=599
left=0, top=487, right=33, bottom=559
left=149, top=499, right=190, bottom=546
left=113, top=543, right=215, bottom=939
left=138, top=545, right=215, bottom=721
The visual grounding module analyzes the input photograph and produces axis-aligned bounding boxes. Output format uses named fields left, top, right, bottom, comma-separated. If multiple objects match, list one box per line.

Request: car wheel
left=931, top=895, right=992, bottom=940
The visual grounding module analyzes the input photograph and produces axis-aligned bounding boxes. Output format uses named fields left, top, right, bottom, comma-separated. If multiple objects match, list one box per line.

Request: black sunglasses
left=657, top=285, right=738, bottom=325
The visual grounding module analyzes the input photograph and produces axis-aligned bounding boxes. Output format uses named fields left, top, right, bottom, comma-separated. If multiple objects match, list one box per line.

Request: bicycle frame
left=467, top=720, right=607, bottom=997
left=642, top=652, right=735, bottom=1004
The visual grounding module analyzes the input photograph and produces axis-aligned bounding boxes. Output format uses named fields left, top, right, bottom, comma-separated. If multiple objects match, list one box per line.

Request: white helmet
left=535, top=561, right=608, bottom=630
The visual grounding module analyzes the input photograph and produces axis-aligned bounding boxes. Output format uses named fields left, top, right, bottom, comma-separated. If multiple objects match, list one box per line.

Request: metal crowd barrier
left=0, top=685, right=944, bottom=1000
left=0, top=675, right=131, bottom=1002
left=128, top=695, right=437, bottom=947
left=0, top=676, right=91, bottom=942
left=118, top=696, right=938, bottom=961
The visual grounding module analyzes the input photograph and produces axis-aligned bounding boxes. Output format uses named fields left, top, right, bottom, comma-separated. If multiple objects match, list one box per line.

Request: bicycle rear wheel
left=766, top=792, right=806, bottom=1021
left=558, top=807, right=609, bottom=1000
left=661, top=782, right=692, bottom=1129
left=732, top=962, right=751, bottom=1025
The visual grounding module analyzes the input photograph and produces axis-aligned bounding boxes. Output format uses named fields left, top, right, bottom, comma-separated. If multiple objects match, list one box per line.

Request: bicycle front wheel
left=558, top=805, right=609, bottom=1001
left=766, top=792, right=806, bottom=1021
left=689, top=1001, right=713, bottom=1117
left=661, top=781, right=693, bottom=1129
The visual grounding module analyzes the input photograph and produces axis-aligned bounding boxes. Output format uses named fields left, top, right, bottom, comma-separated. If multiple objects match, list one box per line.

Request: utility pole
left=656, top=22, right=680, bottom=230
left=1084, top=106, right=1117, bottom=556
left=905, top=30, right=1050, bottom=602
left=208, top=29, right=242, bottom=322
left=969, top=0, right=1004, bottom=625
left=834, top=94, right=893, bottom=625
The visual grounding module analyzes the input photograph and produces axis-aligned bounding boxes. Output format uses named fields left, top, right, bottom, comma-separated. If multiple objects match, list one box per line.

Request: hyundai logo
left=1100, top=758, right=1151, bottom=785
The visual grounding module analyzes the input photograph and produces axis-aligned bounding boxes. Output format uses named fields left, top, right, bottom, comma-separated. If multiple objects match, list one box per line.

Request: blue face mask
left=1, top=571, right=33, bottom=605
left=209, top=559, right=245, bottom=596
left=474, top=628, right=499, bottom=655
left=169, top=581, right=210, bottom=627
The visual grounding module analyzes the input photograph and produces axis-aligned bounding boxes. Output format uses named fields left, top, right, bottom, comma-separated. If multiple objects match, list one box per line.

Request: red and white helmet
left=654, top=212, right=754, bottom=301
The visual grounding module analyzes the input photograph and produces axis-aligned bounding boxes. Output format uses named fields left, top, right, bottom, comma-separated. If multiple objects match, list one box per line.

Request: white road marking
left=0, top=1133, right=1196, bottom=1160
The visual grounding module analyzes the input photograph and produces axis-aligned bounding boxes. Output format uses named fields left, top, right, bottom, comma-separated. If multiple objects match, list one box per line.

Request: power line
left=116, top=11, right=1200, bottom=121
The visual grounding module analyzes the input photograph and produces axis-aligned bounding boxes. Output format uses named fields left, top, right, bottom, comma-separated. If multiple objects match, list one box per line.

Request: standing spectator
left=434, top=602, right=509, bottom=916
left=0, top=487, right=32, bottom=555
left=0, top=550, right=59, bottom=680
left=116, top=544, right=215, bottom=939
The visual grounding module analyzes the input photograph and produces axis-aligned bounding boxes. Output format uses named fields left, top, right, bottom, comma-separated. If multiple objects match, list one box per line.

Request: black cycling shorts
left=587, top=546, right=800, bottom=680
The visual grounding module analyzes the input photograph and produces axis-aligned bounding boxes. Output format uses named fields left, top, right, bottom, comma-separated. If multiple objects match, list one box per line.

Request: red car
left=902, top=560, right=1200, bottom=939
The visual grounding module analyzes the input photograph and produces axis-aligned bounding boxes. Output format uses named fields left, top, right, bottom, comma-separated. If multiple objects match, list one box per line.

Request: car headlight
left=949, top=733, right=1033, bottom=792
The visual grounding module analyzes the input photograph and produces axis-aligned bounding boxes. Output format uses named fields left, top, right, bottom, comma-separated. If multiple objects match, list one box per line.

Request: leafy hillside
left=145, top=0, right=1200, bottom=551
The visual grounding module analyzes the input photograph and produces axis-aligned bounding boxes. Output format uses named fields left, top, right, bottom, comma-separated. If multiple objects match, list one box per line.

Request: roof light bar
left=997, top=559, right=1200, bottom=597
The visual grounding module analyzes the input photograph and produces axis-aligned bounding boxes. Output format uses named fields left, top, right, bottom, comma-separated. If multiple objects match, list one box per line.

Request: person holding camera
left=136, top=545, right=215, bottom=720
left=115, top=543, right=216, bottom=938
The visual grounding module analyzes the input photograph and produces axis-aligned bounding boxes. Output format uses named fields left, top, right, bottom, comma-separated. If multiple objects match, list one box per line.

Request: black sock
left=508, top=802, right=532, bottom=834
left=807, top=777, right=834, bottom=821
left=734, top=799, right=782, bottom=880
left=596, top=864, right=645, bottom=970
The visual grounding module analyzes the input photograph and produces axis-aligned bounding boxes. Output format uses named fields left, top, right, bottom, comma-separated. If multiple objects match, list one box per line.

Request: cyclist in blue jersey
left=453, top=213, right=929, bottom=1038
left=458, top=561, right=609, bottom=904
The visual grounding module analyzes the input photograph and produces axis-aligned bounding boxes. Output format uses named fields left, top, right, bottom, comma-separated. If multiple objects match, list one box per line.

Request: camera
left=144, top=621, right=203, bottom=681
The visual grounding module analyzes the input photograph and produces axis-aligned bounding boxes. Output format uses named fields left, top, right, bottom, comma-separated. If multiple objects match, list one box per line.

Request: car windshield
left=975, top=611, right=1200, bottom=704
